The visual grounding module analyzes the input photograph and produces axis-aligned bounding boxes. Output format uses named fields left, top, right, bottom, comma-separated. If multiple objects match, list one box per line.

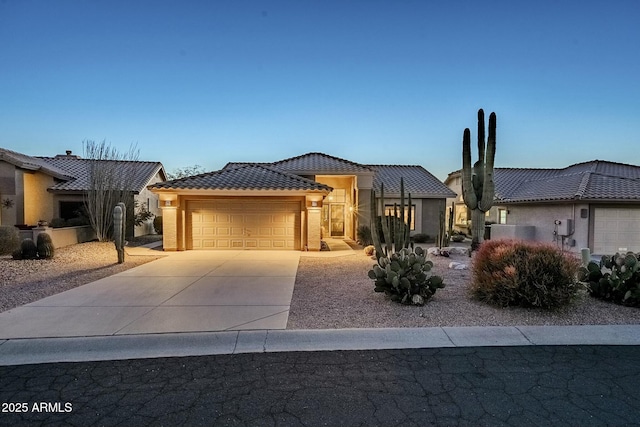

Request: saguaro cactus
left=113, top=202, right=126, bottom=264
left=462, top=109, right=496, bottom=250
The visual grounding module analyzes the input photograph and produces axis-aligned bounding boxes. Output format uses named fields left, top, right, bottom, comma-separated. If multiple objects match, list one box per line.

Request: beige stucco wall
left=23, top=171, right=55, bottom=225
left=501, top=203, right=590, bottom=252
left=134, top=171, right=164, bottom=237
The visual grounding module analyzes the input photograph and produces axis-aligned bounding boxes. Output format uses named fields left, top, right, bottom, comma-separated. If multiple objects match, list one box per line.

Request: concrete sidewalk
left=1, top=324, right=639, bottom=366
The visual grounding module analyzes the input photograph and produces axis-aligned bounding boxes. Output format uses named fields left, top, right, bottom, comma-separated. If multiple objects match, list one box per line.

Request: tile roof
left=492, top=160, right=640, bottom=203
left=150, top=164, right=332, bottom=192
left=370, top=165, right=456, bottom=198
left=271, top=152, right=374, bottom=173
left=0, top=148, right=72, bottom=179
left=38, top=157, right=164, bottom=193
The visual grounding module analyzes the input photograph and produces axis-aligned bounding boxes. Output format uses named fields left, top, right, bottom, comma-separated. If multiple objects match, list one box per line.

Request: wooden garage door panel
left=593, top=208, right=640, bottom=254
left=188, top=200, right=299, bottom=250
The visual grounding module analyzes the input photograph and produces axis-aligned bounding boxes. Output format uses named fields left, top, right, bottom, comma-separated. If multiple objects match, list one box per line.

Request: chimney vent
left=66, top=150, right=72, bottom=156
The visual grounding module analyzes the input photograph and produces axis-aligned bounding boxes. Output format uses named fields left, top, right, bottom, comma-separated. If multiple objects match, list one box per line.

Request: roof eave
left=149, top=188, right=331, bottom=196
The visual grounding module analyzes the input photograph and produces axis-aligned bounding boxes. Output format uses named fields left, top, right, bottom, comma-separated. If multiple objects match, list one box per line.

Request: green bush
left=37, top=233, right=55, bottom=259
left=20, top=238, right=38, bottom=260
left=470, top=239, right=582, bottom=309
left=578, top=253, right=640, bottom=307
left=368, top=246, right=445, bottom=306
left=357, top=225, right=372, bottom=246
left=153, top=216, right=163, bottom=234
left=0, top=225, right=21, bottom=255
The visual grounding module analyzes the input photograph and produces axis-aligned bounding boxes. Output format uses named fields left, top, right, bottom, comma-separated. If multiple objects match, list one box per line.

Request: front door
left=330, top=204, right=345, bottom=237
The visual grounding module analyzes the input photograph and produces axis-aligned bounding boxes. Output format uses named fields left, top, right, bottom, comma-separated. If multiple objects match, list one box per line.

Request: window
left=384, top=205, right=416, bottom=230
left=59, top=201, right=85, bottom=220
left=498, top=208, right=507, bottom=224
left=327, top=189, right=346, bottom=203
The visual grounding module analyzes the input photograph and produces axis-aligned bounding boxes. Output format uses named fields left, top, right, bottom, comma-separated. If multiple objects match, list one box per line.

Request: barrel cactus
left=20, top=238, right=38, bottom=260
left=36, top=233, right=55, bottom=259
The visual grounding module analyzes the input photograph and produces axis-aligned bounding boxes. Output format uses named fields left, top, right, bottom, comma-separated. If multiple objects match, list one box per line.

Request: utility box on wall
left=556, top=219, right=573, bottom=236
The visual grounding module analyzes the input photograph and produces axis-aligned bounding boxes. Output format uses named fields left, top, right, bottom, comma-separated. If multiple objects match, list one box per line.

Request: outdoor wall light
left=311, top=201, right=318, bottom=207
left=164, top=200, right=172, bottom=206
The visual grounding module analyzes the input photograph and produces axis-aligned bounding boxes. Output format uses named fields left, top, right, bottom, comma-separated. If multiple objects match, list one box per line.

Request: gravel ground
left=3, top=240, right=639, bottom=328
left=0, top=241, right=161, bottom=313
left=287, top=251, right=640, bottom=329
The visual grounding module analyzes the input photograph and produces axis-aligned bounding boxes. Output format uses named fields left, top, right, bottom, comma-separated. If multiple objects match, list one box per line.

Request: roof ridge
left=39, top=156, right=161, bottom=165
left=272, top=152, right=372, bottom=171
left=575, top=171, right=591, bottom=199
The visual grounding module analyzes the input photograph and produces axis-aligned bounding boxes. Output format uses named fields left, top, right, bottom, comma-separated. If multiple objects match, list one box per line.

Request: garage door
left=593, top=208, right=640, bottom=254
left=188, top=200, right=300, bottom=250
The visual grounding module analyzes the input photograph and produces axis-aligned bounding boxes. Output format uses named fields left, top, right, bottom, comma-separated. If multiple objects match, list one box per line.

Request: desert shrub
left=0, top=225, right=21, bottom=255
left=50, top=218, right=67, bottom=228
left=37, top=233, right=55, bottom=259
left=412, top=233, right=430, bottom=243
left=363, top=245, right=375, bottom=256
left=451, top=234, right=465, bottom=243
left=578, top=253, right=640, bottom=307
left=368, top=246, right=445, bottom=306
left=66, top=216, right=90, bottom=227
left=470, top=239, right=582, bottom=309
left=357, top=225, right=373, bottom=246
left=153, top=216, right=163, bottom=234
left=20, top=238, right=38, bottom=260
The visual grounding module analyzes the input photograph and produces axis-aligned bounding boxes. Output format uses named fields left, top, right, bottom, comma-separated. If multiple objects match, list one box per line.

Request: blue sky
left=1, top=0, right=638, bottom=180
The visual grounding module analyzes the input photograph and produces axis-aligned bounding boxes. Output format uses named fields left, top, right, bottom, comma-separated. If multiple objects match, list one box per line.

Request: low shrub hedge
left=470, top=239, right=582, bottom=309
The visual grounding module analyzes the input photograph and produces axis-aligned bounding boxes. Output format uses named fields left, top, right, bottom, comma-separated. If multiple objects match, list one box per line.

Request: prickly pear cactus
left=368, top=246, right=445, bottom=306
left=36, top=233, right=55, bottom=259
left=578, top=252, right=640, bottom=307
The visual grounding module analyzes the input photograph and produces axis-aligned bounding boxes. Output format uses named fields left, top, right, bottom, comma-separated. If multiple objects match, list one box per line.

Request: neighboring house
left=149, top=152, right=455, bottom=251
left=0, top=147, right=166, bottom=237
left=445, top=160, right=640, bottom=255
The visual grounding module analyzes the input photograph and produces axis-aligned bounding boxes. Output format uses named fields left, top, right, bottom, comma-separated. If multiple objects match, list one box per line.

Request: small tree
left=166, top=164, right=205, bottom=180
left=83, top=140, right=139, bottom=242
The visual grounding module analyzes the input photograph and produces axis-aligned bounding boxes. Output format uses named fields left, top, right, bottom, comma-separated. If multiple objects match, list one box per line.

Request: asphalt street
left=1, top=345, right=639, bottom=427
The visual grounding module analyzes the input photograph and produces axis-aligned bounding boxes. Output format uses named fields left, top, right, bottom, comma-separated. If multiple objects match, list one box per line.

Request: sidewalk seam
left=440, top=327, right=457, bottom=347
left=514, top=326, right=535, bottom=345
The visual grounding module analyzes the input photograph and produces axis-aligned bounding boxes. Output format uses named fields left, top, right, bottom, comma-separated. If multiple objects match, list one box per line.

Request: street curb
left=1, top=325, right=639, bottom=366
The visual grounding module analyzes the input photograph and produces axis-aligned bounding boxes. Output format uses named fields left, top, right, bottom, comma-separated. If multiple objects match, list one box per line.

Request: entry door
left=330, top=204, right=345, bottom=236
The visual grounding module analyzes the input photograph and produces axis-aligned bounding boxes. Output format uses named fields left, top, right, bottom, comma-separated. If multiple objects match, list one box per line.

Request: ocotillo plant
left=462, top=109, right=496, bottom=251
left=113, top=202, right=126, bottom=264
left=370, top=178, right=412, bottom=262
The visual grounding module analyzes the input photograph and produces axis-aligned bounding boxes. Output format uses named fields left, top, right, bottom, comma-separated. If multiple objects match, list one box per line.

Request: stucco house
left=445, top=160, right=640, bottom=255
left=150, top=152, right=455, bottom=251
left=0, top=147, right=166, bottom=237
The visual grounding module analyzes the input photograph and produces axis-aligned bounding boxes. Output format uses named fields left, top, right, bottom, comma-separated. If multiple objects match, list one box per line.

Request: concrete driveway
left=0, top=250, right=300, bottom=339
